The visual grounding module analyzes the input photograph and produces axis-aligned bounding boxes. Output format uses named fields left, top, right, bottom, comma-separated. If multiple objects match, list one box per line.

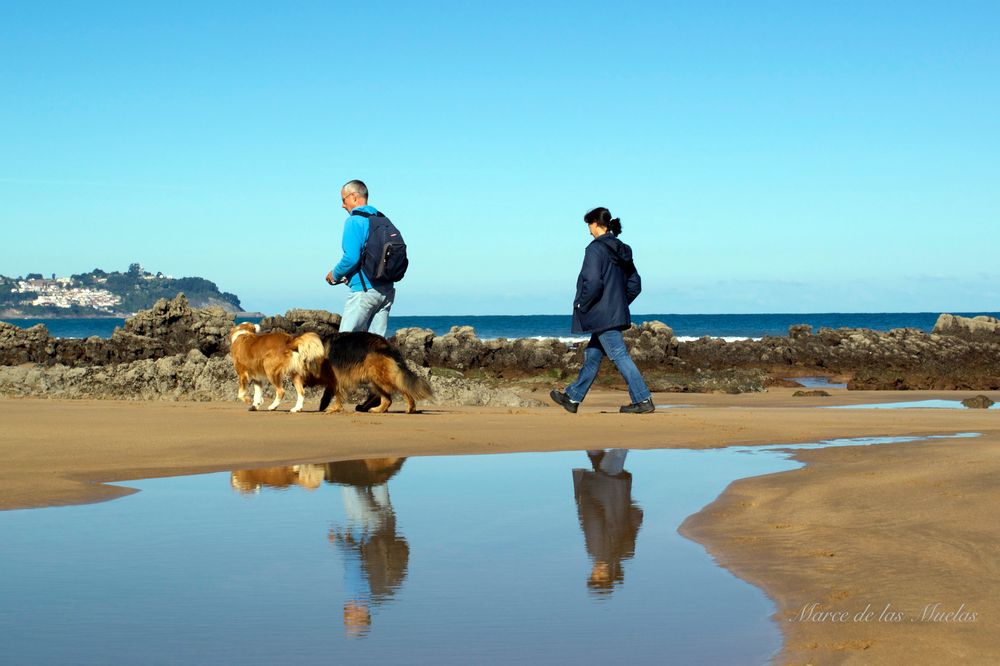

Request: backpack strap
left=348, top=209, right=375, bottom=291
left=346, top=209, right=387, bottom=292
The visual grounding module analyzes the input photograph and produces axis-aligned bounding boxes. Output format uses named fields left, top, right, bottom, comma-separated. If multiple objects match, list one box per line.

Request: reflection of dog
left=229, top=322, right=335, bottom=412
left=230, top=464, right=326, bottom=492
left=321, top=332, right=433, bottom=414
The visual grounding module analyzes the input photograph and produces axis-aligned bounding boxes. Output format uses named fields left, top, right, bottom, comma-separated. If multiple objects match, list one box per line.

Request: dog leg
left=267, top=384, right=284, bottom=411
left=403, top=392, right=417, bottom=414
left=319, top=387, right=335, bottom=412
left=368, top=388, right=392, bottom=414
left=318, top=363, right=339, bottom=413
left=327, top=388, right=345, bottom=413
left=250, top=383, right=264, bottom=411
left=290, top=375, right=305, bottom=413
left=267, top=386, right=285, bottom=412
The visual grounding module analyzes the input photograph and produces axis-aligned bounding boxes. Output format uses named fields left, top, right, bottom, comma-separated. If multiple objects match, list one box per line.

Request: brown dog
left=229, top=322, right=334, bottom=412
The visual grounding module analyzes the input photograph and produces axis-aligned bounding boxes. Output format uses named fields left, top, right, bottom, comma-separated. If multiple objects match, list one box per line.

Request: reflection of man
left=573, top=449, right=643, bottom=594
left=326, top=458, right=409, bottom=637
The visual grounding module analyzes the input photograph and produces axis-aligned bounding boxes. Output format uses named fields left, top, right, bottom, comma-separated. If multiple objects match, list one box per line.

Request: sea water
left=3, top=312, right=998, bottom=342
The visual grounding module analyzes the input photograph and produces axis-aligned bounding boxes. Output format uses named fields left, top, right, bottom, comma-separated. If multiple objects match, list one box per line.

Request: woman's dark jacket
left=572, top=233, right=642, bottom=334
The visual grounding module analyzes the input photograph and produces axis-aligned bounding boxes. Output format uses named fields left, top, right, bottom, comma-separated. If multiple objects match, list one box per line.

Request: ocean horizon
left=3, top=311, right=998, bottom=343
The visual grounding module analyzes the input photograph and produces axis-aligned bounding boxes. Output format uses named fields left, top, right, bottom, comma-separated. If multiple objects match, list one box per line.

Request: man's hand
left=325, top=271, right=337, bottom=285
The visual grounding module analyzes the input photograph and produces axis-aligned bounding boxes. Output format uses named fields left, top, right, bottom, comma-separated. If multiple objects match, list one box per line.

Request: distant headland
left=0, top=263, right=246, bottom=318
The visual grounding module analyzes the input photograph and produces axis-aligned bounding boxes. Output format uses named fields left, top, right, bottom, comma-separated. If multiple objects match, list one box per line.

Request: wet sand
left=2, top=387, right=998, bottom=663
left=682, top=429, right=1000, bottom=665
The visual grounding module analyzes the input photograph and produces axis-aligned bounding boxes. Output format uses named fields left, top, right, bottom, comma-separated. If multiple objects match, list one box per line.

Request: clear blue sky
left=2, top=1, right=997, bottom=315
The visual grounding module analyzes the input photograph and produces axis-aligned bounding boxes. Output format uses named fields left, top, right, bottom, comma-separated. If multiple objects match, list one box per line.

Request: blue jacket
left=572, top=233, right=642, bottom=334
left=332, top=205, right=379, bottom=292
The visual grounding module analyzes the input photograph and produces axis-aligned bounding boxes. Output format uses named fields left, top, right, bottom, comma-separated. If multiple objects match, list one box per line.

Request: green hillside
left=0, top=264, right=243, bottom=317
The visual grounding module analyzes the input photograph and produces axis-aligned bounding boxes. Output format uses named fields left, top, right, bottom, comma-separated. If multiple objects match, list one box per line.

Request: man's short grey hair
left=342, top=179, right=368, bottom=200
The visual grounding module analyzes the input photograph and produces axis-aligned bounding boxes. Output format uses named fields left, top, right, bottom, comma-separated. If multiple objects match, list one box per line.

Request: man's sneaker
left=549, top=389, right=579, bottom=414
left=620, top=398, right=655, bottom=414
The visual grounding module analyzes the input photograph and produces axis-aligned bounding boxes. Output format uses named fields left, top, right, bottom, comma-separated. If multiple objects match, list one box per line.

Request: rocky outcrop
left=793, top=390, right=831, bottom=397
left=0, top=350, right=234, bottom=402
left=393, top=326, right=578, bottom=374
left=644, top=368, right=769, bottom=394
left=677, top=325, right=1000, bottom=391
left=623, top=321, right=679, bottom=364
left=258, top=309, right=341, bottom=339
left=0, top=352, right=539, bottom=408
left=0, top=321, right=52, bottom=365
left=3, top=302, right=999, bottom=396
left=961, top=395, right=995, bottom=409
left=390, top=320, right=678, bottom=375
left=933, top=314, right=1000, bottom=342
left=0, top=299, right=539, bottom=407
left=0, top=294, right=234, bottom=367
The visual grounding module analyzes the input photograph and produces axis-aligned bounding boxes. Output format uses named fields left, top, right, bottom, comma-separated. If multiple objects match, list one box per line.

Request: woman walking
left=550, top=207, right=655, bottom=414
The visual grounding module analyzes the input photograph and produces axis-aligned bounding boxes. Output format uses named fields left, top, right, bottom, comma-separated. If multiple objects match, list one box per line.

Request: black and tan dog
left=319, top=332, right=433, bottom=414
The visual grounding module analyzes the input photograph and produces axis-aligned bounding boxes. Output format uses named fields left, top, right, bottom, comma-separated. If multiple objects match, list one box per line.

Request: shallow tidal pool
left=0, top=434, right=979, bottom=665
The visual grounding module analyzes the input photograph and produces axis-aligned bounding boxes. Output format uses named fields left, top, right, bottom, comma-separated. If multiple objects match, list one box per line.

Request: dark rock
left=961, top=395, right=995, bottom=409
left=118, top=293, right=234, bottom=358
left=259, top=309, right=341, bottom=340
left=644, top=368, right=768, bottom=394
left=624, top=320, right=678, bottom=364
left=788, top=324, right=813, bottom=339
left=767, top=378, right=805, bottom=388
left=392, top=327, right=435, bottom=366
left=0, top=322, right=51, bottom=365
left=793, top=390, right=831, bottom=397
left=426, top=326, right=485, bottom=370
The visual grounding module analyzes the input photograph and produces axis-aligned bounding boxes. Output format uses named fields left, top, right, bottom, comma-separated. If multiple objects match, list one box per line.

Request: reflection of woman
left=550, top=207, right=655, bottom=414
left=573, top=449, right=643, bottom=594
left=326, top=458, right=409, bottom=637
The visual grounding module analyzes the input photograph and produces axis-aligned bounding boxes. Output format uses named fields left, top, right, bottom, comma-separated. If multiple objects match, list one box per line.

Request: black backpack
left=351, top=210, right=409, bottom=290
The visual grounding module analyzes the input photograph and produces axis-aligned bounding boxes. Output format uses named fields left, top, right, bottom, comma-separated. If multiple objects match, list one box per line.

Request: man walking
left=325, top=179, right=397, bottom=337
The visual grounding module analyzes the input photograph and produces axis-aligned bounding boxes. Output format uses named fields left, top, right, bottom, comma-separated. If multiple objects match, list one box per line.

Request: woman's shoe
left=550, top=389, right=579, bottom=413
left=620, top=398, right=655, bottom=414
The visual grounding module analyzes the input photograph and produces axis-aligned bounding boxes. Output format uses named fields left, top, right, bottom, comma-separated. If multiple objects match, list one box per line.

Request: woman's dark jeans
left=565, top=329, right=651, bottom=404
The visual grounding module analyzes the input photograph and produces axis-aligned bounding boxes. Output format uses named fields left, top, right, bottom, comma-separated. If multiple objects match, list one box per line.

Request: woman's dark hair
left=584, top=207, right=622, bottom=237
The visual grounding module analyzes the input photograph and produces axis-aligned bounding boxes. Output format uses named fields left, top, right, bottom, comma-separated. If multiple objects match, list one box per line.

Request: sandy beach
left=2, top=387, right=998, bottom=664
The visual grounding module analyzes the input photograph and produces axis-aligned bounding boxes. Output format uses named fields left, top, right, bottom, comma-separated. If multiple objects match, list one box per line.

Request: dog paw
left=248, top=405, right=258, bottom=412
left=290, top=407, right=302, bottom=413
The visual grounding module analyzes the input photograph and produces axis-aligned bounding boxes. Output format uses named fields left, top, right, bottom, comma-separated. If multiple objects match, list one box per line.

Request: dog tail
left=289, top=332, right=326, bottom=376
left=398, top=359, right=434, bottom=401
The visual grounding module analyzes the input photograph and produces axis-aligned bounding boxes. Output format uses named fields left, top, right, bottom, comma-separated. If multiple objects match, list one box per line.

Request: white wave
left=481, top=335, right=589, bottom=344
left=676, top=336, right=762, bottom=343
left=480, top=335, right=762, bottom=344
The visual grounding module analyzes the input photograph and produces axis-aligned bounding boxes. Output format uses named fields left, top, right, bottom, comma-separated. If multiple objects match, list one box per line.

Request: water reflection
left=231, top=458, right=409, bottom=637
left=574, top=449, right=643, bottom=595
left=231, top=464, right=326, bottom=492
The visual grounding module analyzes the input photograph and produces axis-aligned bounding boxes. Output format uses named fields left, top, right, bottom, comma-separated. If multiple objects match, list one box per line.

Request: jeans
left=340, top=285, right=395, bottom=336
left=566, top=329, right=651, bottom=404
